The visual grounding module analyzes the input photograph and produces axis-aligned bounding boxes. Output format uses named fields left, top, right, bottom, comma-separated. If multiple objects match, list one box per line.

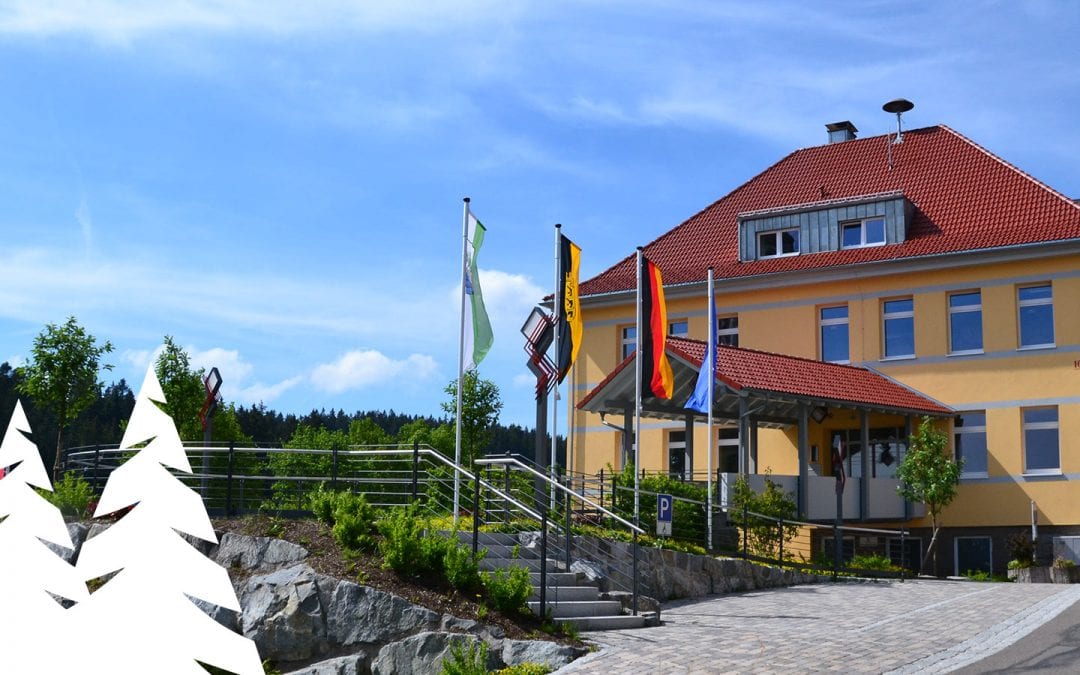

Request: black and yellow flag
left=557, top=234, right=582, bottom=382
left=640, top=255, right=674, bottom=399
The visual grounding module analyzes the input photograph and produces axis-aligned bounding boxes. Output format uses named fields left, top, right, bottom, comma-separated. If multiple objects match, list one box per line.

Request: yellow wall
left=569, top=252, right=1080, bottom=528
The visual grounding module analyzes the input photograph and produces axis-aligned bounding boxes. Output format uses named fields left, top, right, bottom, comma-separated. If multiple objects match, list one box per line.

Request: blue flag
left=685, top=287, right=716, bottom=413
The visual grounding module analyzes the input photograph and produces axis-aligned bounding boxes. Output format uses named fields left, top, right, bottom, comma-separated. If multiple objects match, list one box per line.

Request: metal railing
left=476, top=455, right=647, bottom=616
left=61, top=444, right=913, bottom=584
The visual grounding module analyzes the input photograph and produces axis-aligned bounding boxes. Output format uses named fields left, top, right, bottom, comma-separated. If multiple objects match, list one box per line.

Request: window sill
left=1022, top=470, right=1063, bottom=479
left=960, top=472, right=989, bottom=481
left=948, top=349, right=984, bottom=357
left=1018, top=344, right=1056, bottom=351
left=758, top=252, right=800, bottom=260
left=880, top=355, right=915, bottom=362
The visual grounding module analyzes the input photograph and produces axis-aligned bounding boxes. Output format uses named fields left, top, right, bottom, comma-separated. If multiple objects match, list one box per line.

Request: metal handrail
left=476, top=455, right=645, bottom=535
left=346, top=448, right=546, bottom=523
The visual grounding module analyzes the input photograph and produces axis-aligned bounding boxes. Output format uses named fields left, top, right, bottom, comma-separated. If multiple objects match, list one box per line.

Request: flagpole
left=634, top=247, right=643, bottom=526
left=551, top=224, right=562, bottom=511
left=706, top=267, right=715, bottom=551
left=454, top=197, right=470, bottom=528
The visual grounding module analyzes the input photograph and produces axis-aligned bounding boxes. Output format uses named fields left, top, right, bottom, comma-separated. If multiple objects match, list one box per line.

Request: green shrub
left=379, top=507, right=430, bottom=577
left=849, top=554, right=896, bottom=571
left=41, top=471, right=95, bottom=518
left=962, top=569, right=992, bottom=582
left=729, top=471, right=798, bottom=559
left=1007, top=558, right=1032, bottom=570
left=441, top=639, right=488, bottom=675
left=1007, top=530, right=1035, bottom=564
left=495, top=664, right=552, bottom=675
left=483, top=566, right=532, bottom=614
left=308, top=483, right=339, bottom=525
left=444, top=541, right=485, bottom=593
left=309, top=486, right=380, bottom=552
left=1053, top=556, right=1076, bottom=569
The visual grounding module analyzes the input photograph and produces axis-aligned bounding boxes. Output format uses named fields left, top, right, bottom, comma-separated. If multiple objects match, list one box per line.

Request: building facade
left=569, top=123, right=1080, bottom=575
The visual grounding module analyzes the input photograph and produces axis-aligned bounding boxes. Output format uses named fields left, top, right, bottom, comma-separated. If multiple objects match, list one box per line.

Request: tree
left=441, top=370, right=502, bottom=465
left=896, top=417, right=962, bottom=576
left=17, top=317, right=114, bottom=480
left=154, top=336, right=205, bottom=441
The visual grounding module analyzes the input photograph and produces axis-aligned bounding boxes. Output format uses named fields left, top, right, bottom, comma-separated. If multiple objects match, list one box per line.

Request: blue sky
left=0, top=1, right=1077, bottom=429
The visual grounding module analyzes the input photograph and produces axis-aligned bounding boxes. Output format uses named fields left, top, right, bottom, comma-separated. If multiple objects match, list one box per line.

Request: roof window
left=841, top=217, right=886, bottom=249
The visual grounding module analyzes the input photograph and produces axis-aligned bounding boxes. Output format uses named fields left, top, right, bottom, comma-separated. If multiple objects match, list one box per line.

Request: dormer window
left=758, top=228, right=800, bottom=258
left=841, top=217, right=886, bottom=248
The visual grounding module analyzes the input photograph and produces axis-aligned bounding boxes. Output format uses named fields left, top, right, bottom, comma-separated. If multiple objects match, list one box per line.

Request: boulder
left=319, top=577, right=441, bottom=646
left=240, top=564, right=328, bottom=662
left=192, top=598, right=241, bottom=632
left=370, top=632, right=494, bottom=675
left=570, top=559, right=608, bottom=592
left=45, top=522, right=89, bottom=563
left=502, top=639, right=587, bottom=669
left=283, top=653, right=366, bottom=675
left=214, top=533, right=309, bottom=571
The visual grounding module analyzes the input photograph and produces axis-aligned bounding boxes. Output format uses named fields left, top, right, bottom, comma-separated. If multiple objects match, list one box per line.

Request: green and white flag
left=463, top=212, right=494, bottom=370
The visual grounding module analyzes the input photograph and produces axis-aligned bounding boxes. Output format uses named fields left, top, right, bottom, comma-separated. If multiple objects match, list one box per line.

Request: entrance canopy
left=578, top=336, right=953, bottom=426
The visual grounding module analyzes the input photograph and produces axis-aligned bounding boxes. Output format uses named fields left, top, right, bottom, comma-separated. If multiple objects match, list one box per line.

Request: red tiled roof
left=578, top=336, right=952, bottom=416
left=581, top=125, right=1080, bottom=296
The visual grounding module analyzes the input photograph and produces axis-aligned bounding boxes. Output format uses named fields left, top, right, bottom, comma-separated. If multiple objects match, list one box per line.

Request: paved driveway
left=558, top=580, right=1080, bottom=674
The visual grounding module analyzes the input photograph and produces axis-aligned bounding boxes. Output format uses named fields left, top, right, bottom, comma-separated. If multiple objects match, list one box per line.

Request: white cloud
left=120, top=348, right=159, bottom=372
left=310, top=350, right=438, bottom=394
left=235, top=377, right=302, bottom=405
left=188, top=346, right=254, bottom=382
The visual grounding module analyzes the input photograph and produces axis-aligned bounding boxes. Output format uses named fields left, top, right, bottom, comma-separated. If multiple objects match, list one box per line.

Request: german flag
left=640, top=255, right=674, bottom=399
left=556, top=233, right=582, bottom=383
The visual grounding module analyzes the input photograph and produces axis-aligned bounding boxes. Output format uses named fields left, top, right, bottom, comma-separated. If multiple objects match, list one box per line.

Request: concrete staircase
left=466, top=531, right=654, bottom=631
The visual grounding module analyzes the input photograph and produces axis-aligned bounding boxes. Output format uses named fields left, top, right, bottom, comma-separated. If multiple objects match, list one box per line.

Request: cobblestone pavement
left=557, top=581, right=1080, bottom=674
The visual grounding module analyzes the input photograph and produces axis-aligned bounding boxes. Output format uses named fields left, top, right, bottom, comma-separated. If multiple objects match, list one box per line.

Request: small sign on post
left=657, top=493, right=673, bottom=537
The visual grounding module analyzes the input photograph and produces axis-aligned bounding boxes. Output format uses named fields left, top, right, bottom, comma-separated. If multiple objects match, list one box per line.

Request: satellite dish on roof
left=883, top=98, right=914, bottom=145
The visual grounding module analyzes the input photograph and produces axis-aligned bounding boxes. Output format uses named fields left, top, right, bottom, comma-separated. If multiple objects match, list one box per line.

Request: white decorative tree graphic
left=0, top=400, right=89, bottom=673
left=73, top=365, right=262, bottom=674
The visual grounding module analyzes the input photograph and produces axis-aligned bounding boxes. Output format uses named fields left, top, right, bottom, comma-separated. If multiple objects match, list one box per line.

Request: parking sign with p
left=657, top=493, right=673, bottom=536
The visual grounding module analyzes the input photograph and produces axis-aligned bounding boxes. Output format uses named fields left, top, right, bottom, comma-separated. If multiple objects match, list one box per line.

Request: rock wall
left=60, top=523, right=585, bottom=674
left=572, top=535, right=827, bottom=602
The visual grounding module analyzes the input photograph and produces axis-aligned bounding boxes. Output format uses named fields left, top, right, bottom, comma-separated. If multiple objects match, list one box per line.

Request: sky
left=0, top=1, right=1078, bottom=430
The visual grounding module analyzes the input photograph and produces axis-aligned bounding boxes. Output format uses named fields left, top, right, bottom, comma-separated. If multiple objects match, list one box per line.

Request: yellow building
left=569, top=122, right=1080, bottom=575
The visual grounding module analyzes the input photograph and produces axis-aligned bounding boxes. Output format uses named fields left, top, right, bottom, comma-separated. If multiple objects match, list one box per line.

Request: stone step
left=479, top=557, right=559, bottom=573
left=529, top=571, right=581, bottom=586
left=477, top=543, right=539, bottom=560
left=528, top=599, right=624, bottom=618
left=558, top=613, right=652, bottom=631
left=529, top=586, right=599, bottom=602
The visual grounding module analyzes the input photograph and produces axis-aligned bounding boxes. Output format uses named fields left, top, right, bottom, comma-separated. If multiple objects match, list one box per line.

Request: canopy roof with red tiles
left=581, top=125, right=1080, bottom=297
left=578, top=336, right=952, bottom=424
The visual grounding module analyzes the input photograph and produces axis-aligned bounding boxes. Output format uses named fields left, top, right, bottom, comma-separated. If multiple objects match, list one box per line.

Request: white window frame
left=1018, top=283, right=1055, bottom=349
left=954, top=536, right=993, bottom=577
left=820, top=305, right=850, bottom=364
left=948, top=290, right=984, bottom=355
left=668, top=430, right=689, bottom=479
left=881, top=297, right=915, bottom=360
left=840, top=216, right=886, bottom=249
left=620, top=325, right=636, bottom=360
left=1023, top=406, right=1060, bottom=476
left=955, top=411, right=988, bottom=479
left=757, top=228, right=800, bottom=258
left=717, top=315, right=739, bottom=347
